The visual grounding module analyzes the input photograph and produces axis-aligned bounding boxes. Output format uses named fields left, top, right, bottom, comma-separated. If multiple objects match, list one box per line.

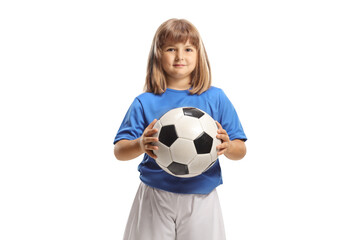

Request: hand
left=139, top=119, right=159, bottom=159
left=215, top=121, right=231, bottom=156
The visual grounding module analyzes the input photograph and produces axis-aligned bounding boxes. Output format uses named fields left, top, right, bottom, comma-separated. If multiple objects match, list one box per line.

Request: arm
left=216, top=121, right=247, bottom=160
left=223, top=139, right=246, bottom=160
left=114, top=138, right=143, bottom=161
left=114, top=119, right=159, bottom=161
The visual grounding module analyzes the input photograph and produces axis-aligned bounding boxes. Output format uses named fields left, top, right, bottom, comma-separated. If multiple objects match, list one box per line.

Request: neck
left=166, top=76, right=191, bottom=90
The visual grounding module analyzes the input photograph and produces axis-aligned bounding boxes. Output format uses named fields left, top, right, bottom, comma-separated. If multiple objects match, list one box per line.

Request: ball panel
left=158, top=125, right=178, bottom=147
left=182, top=173, right=201, bottom=178
left=160, top=108, right=184, bottom=126
left=153, top=141, right=173, bottom=167
left=188, top=154, right=213, bottom=174
left=170, top=138, right=197, bottom=165
left=182, top=107, right=205, bottom=119
left=175, top=116, right=204, bottom=140
left=210, top=137, right=222, bottom=162
left=161, top=165, right=180, bottom=176
left=203, top=160, right=217, bottom=173
left=163, top=168, right=199, bottom=178
left=167, top=162, right=189, bottom=175
left=199, top=115, right=218, bottom=139
left=194, top=132, right=213, bottom=154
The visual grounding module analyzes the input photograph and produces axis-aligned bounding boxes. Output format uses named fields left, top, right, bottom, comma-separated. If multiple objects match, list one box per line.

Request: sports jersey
left=113, top=86, right=247, bottom=194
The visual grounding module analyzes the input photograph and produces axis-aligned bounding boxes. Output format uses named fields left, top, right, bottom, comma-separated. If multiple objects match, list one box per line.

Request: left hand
left=215, top=121, right=231, bottom=156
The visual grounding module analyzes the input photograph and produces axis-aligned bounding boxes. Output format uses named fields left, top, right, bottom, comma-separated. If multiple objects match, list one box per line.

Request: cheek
left=190, top=55, right=197, bottom=65
left=190, top=58, right=197, bottom=69
left=162, top=55, right=172, bottom=66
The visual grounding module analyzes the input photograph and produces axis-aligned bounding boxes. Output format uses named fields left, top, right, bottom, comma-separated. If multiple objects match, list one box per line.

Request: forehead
left=163, top=39, right=196, bottom=47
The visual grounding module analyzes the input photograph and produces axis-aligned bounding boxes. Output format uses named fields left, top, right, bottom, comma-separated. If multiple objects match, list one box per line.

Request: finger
left=219, top=134, right=230, bottom=141
left=216, top=142, right=228, bottom=151
left=217, top=149, right=226, bottom=156
left=215, top=121, right=223, bottom=130
left=145, top=128, right=158, bottom=137
left=143, top=137, right=159, bottom=144
left=217, top=130, right=228, bottom=138
left=145, top=143, right=158, bottom=151
left=217, top=134, right=230, bottom=144
left=216, top=144, right=227, bottom=155
left=147, top=119, right=157, bottom=130
left=217, top=128, right=227, bottom=134
left=146, top=150, right=157, bottom=159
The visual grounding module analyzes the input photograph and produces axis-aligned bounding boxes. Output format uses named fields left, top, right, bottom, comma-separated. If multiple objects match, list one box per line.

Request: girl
left=113, top=18, right=247, bottom=240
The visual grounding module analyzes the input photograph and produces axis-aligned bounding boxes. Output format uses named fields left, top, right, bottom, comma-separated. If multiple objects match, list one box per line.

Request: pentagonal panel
left=194, top=132, right=213, bottom=154
left=160, top=108, right=184, bottom=126
left=167, top=162, right=189, bottom=175
left=183, top=107, right=205, bottom=119
left=199, top=114, right=218, bottom=140
left=175, top=116, right=204, bottom=140
left=153, top=141, right=173, bottom=167
left=170, top=138, right=197, bottom=165
left=188, top=154, right=213, bottom=175
left=158, top=125, right=178, bottom=147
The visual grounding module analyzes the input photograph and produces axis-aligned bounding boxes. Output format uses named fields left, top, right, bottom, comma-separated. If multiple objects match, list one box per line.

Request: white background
left=1, top=0, right=359, bottom=239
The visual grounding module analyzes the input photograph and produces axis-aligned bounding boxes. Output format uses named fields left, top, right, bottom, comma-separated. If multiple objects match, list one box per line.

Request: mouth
left=173, top=64, right=185, bottom=67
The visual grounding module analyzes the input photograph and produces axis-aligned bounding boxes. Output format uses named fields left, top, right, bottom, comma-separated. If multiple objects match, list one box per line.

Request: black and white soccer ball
left=152, top=107, right=221, bottom=178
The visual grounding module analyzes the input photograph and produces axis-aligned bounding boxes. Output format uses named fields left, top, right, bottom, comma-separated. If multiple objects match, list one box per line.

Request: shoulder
left=135, top=91, right=159, bottom=102
left=206, top=86, right=222, bottom=93
left=203, top=86, right=227, bottom=99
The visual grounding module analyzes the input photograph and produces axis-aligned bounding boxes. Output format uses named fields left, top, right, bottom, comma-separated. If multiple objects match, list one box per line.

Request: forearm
left=224, top=139, right=247, bottom=160
left=114, top=139, right=143, bottom=161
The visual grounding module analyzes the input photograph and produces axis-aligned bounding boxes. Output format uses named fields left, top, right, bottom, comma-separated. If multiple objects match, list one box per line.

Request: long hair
left=144, top=18, right=212, bottom=95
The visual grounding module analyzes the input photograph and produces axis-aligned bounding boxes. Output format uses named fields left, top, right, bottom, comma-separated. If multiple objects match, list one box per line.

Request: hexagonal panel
left=183, top=107, right=205, bottom=119
left=194, top=132, right=213, bottom=154
left=159, top=125, right=178, bottom=147
left=153, top=141, right=173, bottom=167
left=199, top=114, right=218, bottom=140
left=160, top=108, right=184, bottom=126
left=210, top=137, right=222, bottom=162
left=167, top=162, right=189, bottom=175
left=152, top=120, right=162, bottom=139
left=175, top=116, right=204, bottom=140
left=170, top=138, right=197, bottom=165
left=203, top=159, right=217, bottom=173
left=188, top=154, right=213, bottom=175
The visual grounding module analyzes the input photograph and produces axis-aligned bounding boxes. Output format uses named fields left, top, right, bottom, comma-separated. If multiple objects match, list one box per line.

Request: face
left=161, top=39, right=197, bottom=88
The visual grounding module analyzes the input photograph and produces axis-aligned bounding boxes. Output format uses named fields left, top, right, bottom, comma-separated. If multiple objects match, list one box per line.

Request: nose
left=175, top=51, right=183, bottom=61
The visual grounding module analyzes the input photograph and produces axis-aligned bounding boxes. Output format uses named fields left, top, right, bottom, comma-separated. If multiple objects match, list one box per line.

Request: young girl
left=113, top=18, right=247, bottom=240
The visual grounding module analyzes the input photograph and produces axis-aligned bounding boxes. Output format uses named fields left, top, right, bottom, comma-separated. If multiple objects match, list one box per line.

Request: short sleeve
left=218, top=89, right=247, bottom=142
left=113, top=98, right=146, bottom=144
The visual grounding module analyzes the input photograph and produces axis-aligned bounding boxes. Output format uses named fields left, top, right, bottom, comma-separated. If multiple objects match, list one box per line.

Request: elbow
left=114, top=147, right=122, bottom=161
left=114, top=150, right=121, bottom=161
left=238, top=140, right=247, bottom=160
left=113, top=142, right=127, bottom=161
left=239, top=145, right=247, bottom=160
left=228, top=139, right=247, bottom=161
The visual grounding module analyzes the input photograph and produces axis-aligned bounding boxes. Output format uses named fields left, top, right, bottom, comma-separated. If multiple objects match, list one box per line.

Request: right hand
left=139, top=119, right=159, bottom=159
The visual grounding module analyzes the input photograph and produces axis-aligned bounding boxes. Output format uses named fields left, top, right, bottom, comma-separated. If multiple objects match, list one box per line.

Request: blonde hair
left=144, top=18, right=212, bottom=95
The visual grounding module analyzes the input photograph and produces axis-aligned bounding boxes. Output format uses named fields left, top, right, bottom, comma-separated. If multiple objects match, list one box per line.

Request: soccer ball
left=152, top=107, right=221, bottom=178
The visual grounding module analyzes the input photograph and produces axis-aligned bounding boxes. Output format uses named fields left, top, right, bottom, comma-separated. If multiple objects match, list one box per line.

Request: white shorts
left=123, top=182, right=226, bottom=240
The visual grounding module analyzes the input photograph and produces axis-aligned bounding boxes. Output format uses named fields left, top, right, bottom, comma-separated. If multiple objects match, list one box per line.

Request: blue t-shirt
left=113, top=86, right=247, bottom=194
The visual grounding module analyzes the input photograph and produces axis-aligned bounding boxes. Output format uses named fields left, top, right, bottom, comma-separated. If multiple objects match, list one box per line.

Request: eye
left=166, top=48, right=175, bottom=52
left=186, top=48, right=193, bottom=52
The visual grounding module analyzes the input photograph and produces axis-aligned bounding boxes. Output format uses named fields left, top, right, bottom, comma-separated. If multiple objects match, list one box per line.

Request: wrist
left=136, top=137, right=144, bottom=154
